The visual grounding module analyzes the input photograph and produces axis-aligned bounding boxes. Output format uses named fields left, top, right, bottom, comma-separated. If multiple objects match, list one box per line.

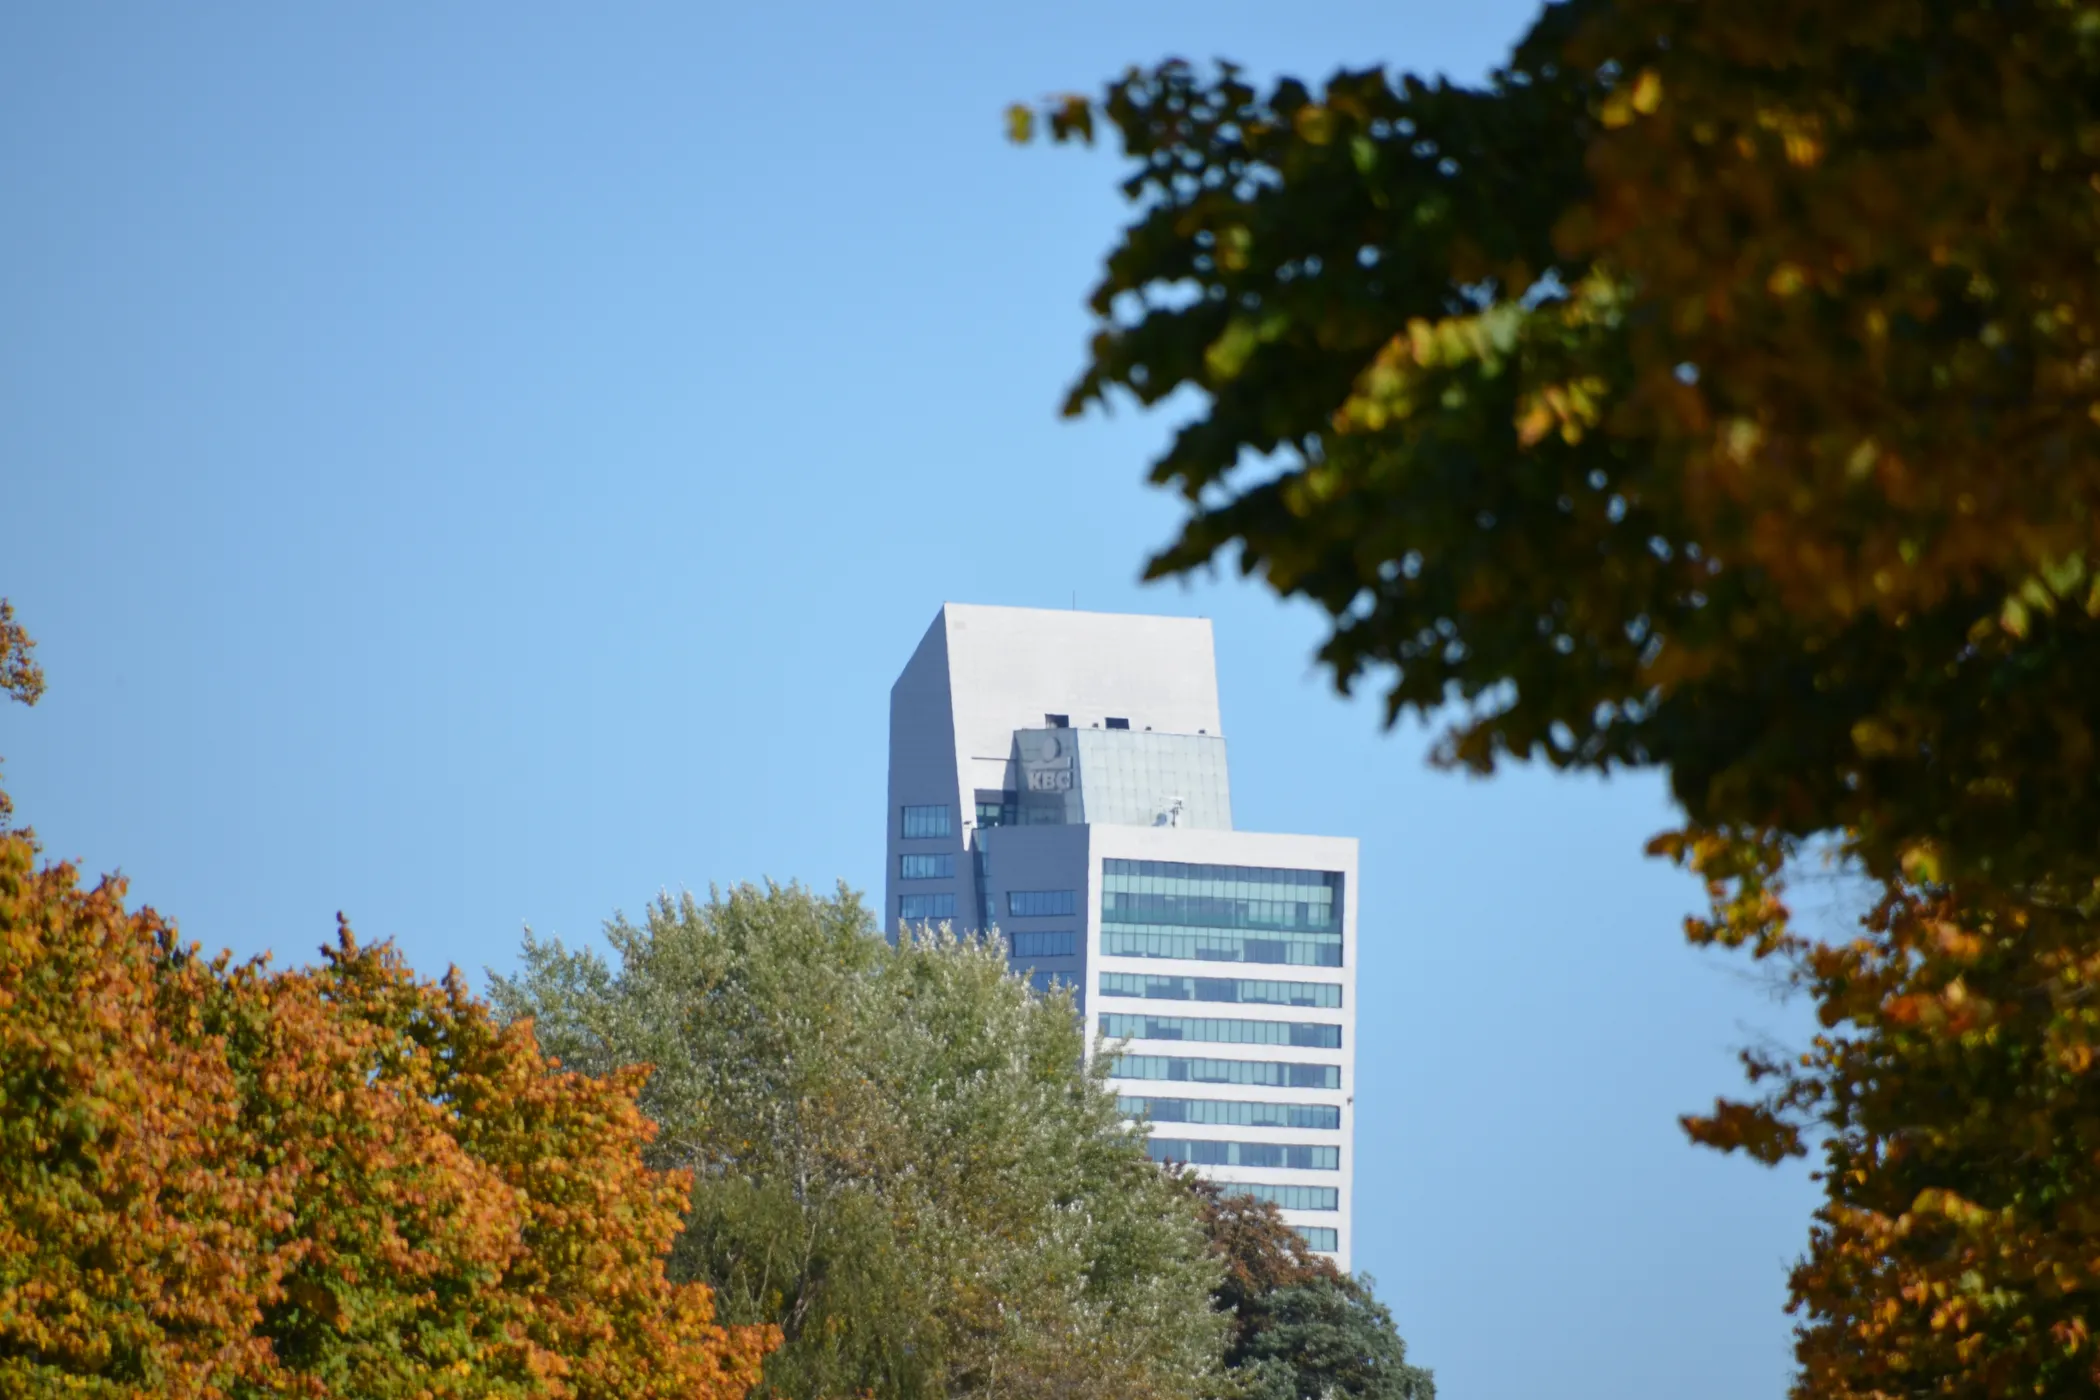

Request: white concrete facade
left=886, top=603, right=1359, bottom=1269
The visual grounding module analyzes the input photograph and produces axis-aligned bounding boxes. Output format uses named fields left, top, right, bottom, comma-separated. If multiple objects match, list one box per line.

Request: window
left=1118, top=1097, right=1340, bottom=1131
left=901, top=805, right=952, bottom=839
left=1008, top=889, right=1077, bottom=918
left=1105, top=716, right=1130, bottom=729
left=1293, top=1227, right=1340, bottom=1252
left=899, top=853, right=954, bottom=880
left=1028, top=971, right=1074, bottom=996
left=1101, top=859, right=1343, bottom=929
left=1011, top=930, right=1076, bottom=958
left=975, top=791, right=1018, bottom=828
left=1145, top=1140, right=1340, bottom=1171
left=1233, top=1184, right=1338, bottom=1212
left=1100, top=859, right=1345, bottom=967
left=1109, top=1055, right=1340, bottom=1090
left=899, top=893, right=956, bottom=921
left=1101, top=929, right=1343, bottom=967
left=1097, top=972, right=1342, bottom=1009
left=1099, top=1013, right=1341, bottom=1049
left=1044, top=713, right=1069, bottom=728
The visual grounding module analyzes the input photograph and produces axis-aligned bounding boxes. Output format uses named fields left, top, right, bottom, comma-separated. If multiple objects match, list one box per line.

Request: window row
left=1010, top=930, right=1076, bottom=959
left=1145, top=1139, right=1339, bottom=1171
left=1098, top=972, right=1341, bottom=1009
left=1009, top=889, right=1078, bottom=918
left=901, top=804, right=952, bottom=839
left=1118, top=1096, right=1341, bottom=1131
left=899, top=893, right=956, bottom=921
left=1293, top=1227, right=1340, bottom=1253
left=1102, top=926, right=1343, bottom=968
left=1038, top=713, right=1132, bottom=730
left=1029, top=971, right=1077, bottom=999
left=1101, top=891, right=1339, bottom=934
left=899, top=853, right=953, bottom=880
left=1102, top=860, right=1341, bottom=919
left=1100, top=1013, right=1341, bottom=1049
left=1110, top=1055, right=1339, bottom=1090
left=1106, top=859, right=1338, bottom=889
left=976, top=796, right=1065, bottom=829
left=1231, top=1183, right=1338, bottom=1213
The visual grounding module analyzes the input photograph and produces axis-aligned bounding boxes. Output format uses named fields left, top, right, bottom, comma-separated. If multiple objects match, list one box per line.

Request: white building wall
left=1084, top=825, right=1357, bottom=1274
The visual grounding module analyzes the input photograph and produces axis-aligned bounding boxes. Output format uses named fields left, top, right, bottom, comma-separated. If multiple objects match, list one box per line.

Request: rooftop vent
left=1106, top=716, right=1130, bottom=730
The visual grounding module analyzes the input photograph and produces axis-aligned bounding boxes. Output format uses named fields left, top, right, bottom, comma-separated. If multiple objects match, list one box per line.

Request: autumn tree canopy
left=1022, top=1, right=2100, bottom=1393
left=0, top=820, right=773, bottom=1399
left=491, top=885, right=1227, bottom=1400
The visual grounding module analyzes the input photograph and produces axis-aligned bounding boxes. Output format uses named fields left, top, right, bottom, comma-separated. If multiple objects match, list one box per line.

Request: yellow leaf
left=1294, top=105, right=1336, bottom=145
left=1631, top=69, right=1664, bottom=114
left=1852, top=718, right=1902, bottom=758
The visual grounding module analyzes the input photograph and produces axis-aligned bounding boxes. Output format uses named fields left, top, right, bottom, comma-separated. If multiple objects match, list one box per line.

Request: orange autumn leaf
left=0, top=829, right=775, bottom=1399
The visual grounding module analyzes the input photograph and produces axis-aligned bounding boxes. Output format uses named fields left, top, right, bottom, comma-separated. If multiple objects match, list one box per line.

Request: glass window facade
left=1101, top=859, right=1342, bottom=967
left=1047, top=730, right=1232, bottom=830
left=1011, top=930, right=1076, bottom=958
left=1100, top=1013, right=1341, bottom=1049
left=899, top=853, right=954, bottom=880
left=1008, top=890, right=1077, bottom=918
left=899, top=893, right=956, bottom=921
left=1028, top=971, right=1074, bottom=996
left=1145, top=1139, right=1339, bottom=1171
left=975, top=791, right=1018, bottom=828
left=1293, top=1226, right=1340, bottom=1252
left=1097, top=973, right=1341, bottom=1010
left=1118, top=1097, right=1341, bottom=1131
left=901, top=805, right=953, bottom=839
left=1233, top=1184, right=1338, bottom=1212
left=1110, top=1055, right=1340, bottom=1090
left=1102, top=927, right=1341, bottom=966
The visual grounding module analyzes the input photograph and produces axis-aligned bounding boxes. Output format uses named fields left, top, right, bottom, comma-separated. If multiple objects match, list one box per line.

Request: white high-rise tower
left=885, top=603, right=1359, bottom=1268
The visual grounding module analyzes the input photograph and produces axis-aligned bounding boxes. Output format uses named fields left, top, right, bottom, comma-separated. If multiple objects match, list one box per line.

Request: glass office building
left=886, top=604, right=1359, bottom=1267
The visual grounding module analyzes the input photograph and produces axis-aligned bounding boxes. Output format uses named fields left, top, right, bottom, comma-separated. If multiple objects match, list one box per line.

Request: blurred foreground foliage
left=1020, top=0, right=2100, bottom=1391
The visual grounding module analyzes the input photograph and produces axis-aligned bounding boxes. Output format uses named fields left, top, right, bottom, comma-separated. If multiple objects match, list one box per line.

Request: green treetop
left=491, top=885, right=1226, bottom=1400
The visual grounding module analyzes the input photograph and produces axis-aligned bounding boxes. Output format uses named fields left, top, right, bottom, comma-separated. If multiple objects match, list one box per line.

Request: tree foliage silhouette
left=1019, top=1, right=2100, bottom=1391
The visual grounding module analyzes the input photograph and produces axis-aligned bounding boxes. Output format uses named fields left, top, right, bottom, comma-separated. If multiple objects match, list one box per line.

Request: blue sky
left=3, top=5, right=1821, bottom=1395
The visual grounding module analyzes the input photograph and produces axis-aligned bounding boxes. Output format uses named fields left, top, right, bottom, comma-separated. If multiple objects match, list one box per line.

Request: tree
left=1233, top=1283, right=1434, bottom=1400
left=1017, top=2, right=2100, bottom=1392
left=0, top=827, right=773, bottom=1398
left=1187, top=1181, right=1433, bottom=1400
left=489, top=884, right=1225, bottom=1400
left=0, top=599, right=43, bottom=828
